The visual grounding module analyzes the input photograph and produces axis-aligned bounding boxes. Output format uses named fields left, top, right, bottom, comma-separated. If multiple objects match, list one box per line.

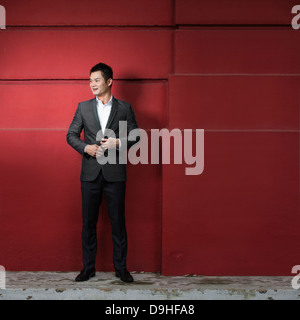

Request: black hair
left=90, top=62, right=113, bottom=82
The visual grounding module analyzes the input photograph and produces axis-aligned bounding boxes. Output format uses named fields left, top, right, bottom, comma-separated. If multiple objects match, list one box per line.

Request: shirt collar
left=96, top=95, right=113, bottom=107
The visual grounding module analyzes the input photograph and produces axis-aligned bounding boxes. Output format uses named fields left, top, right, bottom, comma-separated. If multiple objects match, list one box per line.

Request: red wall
left=0, top=0, right=299, bottom=275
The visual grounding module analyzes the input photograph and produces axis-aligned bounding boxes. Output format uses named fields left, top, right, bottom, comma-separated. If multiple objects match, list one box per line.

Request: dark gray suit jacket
left=67, top=97, right=139, bottom=182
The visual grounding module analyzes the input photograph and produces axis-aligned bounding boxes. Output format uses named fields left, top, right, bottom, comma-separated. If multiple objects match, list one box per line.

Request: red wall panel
left=0, top=30, right=173, bottom=79
left=168, top=75, right=300, bottom=130
left=162, top=73, right=300, bottom=275
left=175, top=29, right=300, bottom=74
left=0, top=130, right=161, bottom=271
left=2, top=0, right=173, bottom=26
left=162, top=132, right=300, bottom=275
left=176, top=0, right=299, bottom=25
left=0, top=81, right=168, bottom=129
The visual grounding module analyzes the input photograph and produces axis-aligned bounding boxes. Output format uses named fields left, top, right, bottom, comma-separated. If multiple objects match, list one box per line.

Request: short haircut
left=90, top=63, right=113, bottom=82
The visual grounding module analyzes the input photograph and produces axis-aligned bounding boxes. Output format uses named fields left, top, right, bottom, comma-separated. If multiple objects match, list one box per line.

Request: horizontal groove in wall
left=3, top=25, right=293, bottom=31
left=1, top=75, right=300, bottom=83
left=176, top=24, right=293, bottom=30
left=4, top=26, right=175, bottom=31
left=0, top=128, right=69, bottom=131
left=0, top=128, right=298, bottom=132
left=0, top=79, right=169, bottom=83
left=170, top=74, right=300, bottom=77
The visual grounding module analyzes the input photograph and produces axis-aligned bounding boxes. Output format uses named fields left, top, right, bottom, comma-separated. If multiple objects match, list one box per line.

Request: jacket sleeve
left=119, top=104, right=140, bottom=151
left=66, top=103, right=88, bottom=155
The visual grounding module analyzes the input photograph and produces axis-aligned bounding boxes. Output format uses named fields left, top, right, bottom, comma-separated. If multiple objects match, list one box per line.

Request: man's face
left=90, top=71, right=112, bottom=96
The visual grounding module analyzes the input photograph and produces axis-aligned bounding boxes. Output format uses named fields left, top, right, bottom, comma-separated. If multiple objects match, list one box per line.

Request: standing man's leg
left=103, top=179, right=133, bottom=282
left=76, top=172, right=103, bottom=281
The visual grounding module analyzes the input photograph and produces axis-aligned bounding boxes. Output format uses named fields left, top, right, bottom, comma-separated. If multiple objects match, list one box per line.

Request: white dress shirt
left=98, top=94, right=121, bottom=148
left=97, top=94, right=113, bottom=134
left=84, top=95, right=120, bottom=153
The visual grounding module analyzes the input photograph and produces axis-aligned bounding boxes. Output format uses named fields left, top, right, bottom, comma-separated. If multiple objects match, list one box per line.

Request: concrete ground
left=0, top=271, right=299, bottom=300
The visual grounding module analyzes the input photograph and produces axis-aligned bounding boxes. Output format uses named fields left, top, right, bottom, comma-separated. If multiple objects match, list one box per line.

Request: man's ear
left=107, top=78, right=113, bottom=87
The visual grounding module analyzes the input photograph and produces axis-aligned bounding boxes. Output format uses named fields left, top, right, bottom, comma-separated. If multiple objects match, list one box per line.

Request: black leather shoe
left=115, top=269, right=134, bottom=283
left=75, top=269, right=96, bottom=282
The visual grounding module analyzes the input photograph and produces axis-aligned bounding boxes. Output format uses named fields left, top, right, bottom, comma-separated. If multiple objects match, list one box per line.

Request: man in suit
left=67, top=62, right=139, bottom=283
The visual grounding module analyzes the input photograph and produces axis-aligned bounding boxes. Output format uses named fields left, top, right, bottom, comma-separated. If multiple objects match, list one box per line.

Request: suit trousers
left=80, top=170, right=127, bottom=272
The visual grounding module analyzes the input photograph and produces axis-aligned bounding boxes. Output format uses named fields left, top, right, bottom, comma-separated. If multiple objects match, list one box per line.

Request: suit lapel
left=104, top=97, right=118, bottom=135
left=92, top=98, right=102, bottom=131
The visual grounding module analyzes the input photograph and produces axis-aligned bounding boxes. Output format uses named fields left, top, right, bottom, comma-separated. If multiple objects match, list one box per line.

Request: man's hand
left=96, top=145, right=105, bottom=159
left=100, top=138, right=119, bottom=150
left=85, top=144, right=100, bottom=157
